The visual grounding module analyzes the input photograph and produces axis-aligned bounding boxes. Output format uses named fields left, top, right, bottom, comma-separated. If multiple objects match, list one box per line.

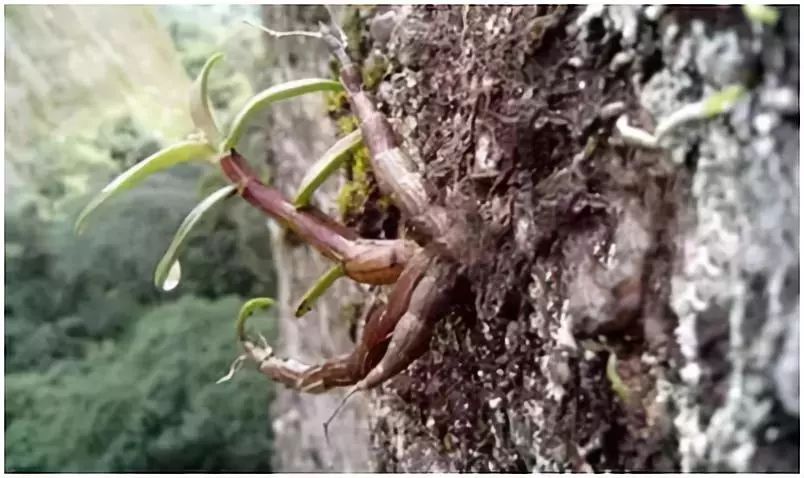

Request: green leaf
left=237, top=297, right=275, bottom=341
left=223, top=79, right=345, bottom=150
left=190, top=52, right=224, bottom=145
left=702, top=84, right=747, bottom=118
left=294, top=265, right=345, bottom=317
left=606, top=352, right=631, bottom=404
left=75, top=141, right=216, bottom=235
left=293, top=130, right=363, bottom=208
left=742, top=5, right=780, bottom=26
left=162, top=261, right=182, bottom=292
left=154, top=184, right=237, bottom=291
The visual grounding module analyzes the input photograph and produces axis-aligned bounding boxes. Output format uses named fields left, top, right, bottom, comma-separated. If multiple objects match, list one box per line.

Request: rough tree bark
left=262, top=5, right=798, bottom=472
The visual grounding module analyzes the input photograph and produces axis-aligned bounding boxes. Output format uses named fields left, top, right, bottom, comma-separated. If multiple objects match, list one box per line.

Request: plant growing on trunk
left=77, top=13, right=472, bottom=419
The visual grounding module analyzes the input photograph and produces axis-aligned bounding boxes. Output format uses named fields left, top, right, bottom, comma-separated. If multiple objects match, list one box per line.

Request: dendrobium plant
left=77, top=15, right=468, bottom=428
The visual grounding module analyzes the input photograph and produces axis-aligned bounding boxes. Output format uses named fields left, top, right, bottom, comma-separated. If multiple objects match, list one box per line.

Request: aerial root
left=242, top=19, right=323, bottom=41
left=323, top=384, right=362, bottom=445
left=216, top=354, right=248, bottom=384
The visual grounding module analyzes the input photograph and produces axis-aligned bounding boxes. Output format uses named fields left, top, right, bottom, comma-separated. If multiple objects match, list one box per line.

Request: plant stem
left=220, top=150, right=354, bottom=261
left=219, top=150, right=416, bottom=285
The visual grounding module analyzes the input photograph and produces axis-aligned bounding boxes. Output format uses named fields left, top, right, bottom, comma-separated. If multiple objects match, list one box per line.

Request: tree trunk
left=257, top=6, right=372, bottom=472
left=264, top=5, right=799, bottom=472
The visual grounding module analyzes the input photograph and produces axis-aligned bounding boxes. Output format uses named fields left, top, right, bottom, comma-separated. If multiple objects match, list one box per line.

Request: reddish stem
left=219, top=150, right=353, bottom=261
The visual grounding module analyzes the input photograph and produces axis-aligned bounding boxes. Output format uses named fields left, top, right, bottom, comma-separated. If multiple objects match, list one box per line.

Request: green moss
left=335, top=183, right=358, bottom=217
left=341, top=6, right=373, bottom=61
left=326, top=8, right=395, bottom=220
left=331, top=121, right=397, bottom=218
left=335, top=144, right=372, bottom=217
left=362, top=54, right=389, bottom=92
left=352, top=144, right=371, bottom=182
left=326, top=90, right=349, bottom=114
left=336, top=114, right=360, bottom=135
left=376, top=195, right=394, bottom=211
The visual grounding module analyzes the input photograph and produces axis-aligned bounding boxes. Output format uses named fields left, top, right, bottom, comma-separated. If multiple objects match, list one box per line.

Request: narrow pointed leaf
left=190, top=52, right=224, bottom=145
left=702, top=84, right=746, bottom=118
left=742, top=5, right=780, bottom=26
left=223, top=78, right=344, bottom=149
left=294, top=265, right=345, bottom=318
left=607, top=352, right=631, bottom=404
left=237, top=297, right=275, bottom=341
left=293, top=130, right=363, bottom=208
left=154, top=184, right=237, bottom=290
left=75, top=141, right=216, bottom=235
left=162, top=261, right=182, bottom=292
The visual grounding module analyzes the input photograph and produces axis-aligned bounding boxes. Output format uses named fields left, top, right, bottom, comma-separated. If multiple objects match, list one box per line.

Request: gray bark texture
left=257, top=6, right=372, bottom=472
left=261, top=5, right=798, bottom=472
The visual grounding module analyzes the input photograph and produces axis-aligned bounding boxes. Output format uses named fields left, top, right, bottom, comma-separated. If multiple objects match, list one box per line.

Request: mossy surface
left=341, top=5, right=375, bottom=62
left=335, top=143, right=372, bottom=218
left=325, top=6, right=395, bottom=229
left=361, top=54, right=389, bottom=91
left=335, top=114, right=359, bottom=134
left=326, top=90, right=350, bottom=114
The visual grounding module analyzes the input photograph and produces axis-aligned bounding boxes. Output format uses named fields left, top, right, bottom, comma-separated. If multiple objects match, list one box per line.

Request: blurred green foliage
left=5, top=113, right=278, bottom=471
left=5, top=5, right=279, bottom=472
left=163, top=5, right=260, bottom=138
left=5, top=115, right=274, bottom=372
left=5, top=296, right=276, bottom=472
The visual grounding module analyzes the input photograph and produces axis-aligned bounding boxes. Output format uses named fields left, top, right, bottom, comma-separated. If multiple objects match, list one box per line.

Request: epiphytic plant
left=78, top=12, right=472, bottom=430
left=612, top=6, right=772, bottom=151
left=615, top=84, right=747, bottom=150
